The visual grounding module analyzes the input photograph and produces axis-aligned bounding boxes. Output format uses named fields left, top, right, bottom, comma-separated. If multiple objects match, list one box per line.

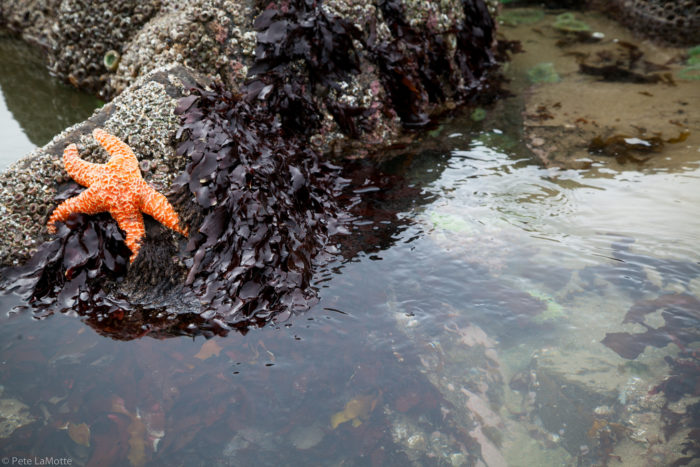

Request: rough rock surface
left=1, top=0, right=501, bottom=154
left=0, top=64, right=201, bottom=267
left=0, top=0, right=504, bottom=268
left=600, top=0, right=700, bottom=47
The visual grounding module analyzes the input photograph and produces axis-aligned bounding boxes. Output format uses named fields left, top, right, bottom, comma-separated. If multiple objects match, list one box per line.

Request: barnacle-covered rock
left=597, top=0, right=700, bottom=47
left=2, top=0, right=503, bottom=153
left=0, top=63, right=197, bottom=268
left=0, top=1, right=506, bottom=335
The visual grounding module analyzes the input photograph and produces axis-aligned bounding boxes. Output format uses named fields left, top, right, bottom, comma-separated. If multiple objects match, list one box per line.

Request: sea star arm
left=111, top=205, right=146, bottom=263
left=63, top=143, right=106, bottom=187
left=47, top=186, right=108, bottom=234
left=92, top=128, right=141, bottom=176
left=140, top=182, right=189, bottom=237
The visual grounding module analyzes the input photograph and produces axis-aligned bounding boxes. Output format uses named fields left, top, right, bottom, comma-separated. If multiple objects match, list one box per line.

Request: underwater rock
left=0, top=395, right=36, bottom=438
left=288, top=423, right=325, bottom=450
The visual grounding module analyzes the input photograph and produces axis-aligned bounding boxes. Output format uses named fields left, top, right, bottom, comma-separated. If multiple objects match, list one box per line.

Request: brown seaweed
left=589, top=130, right=690, bottom=164
left=602, top=294, right=700, bottom=360
left=172, top=82, right=349, bottom=330
left=578, top=41, right=673, bottom=84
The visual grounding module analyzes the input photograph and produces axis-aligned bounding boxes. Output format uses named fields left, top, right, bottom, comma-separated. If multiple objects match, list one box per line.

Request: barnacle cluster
left=606, top=0, right=700, bottom=46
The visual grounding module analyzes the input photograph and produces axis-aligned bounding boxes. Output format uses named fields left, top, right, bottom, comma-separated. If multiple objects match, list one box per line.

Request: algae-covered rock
left=0, top=0, right=505, bottom=267
left=0, top=64, right=198, bottom=268
left=1, top=0, right=502, bottom=155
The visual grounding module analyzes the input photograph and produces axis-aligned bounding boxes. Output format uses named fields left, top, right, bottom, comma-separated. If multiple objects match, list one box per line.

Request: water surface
left=0, top=32, right=101, bottom=169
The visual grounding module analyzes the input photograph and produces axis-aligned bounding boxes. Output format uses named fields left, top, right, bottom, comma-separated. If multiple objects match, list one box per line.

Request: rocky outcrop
left=0, top=64, right=199, bottom=267
left=0, top=0, right=503, bottom=266
left=596, top=0, right=700, bottom=47
left=0, top=1, right=505, bottom=332
left=1, top=0, right=501, bottom=154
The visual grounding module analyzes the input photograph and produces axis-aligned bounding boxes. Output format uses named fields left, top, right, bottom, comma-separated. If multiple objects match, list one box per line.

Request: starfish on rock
left=47, top=128, right=188, bottom=263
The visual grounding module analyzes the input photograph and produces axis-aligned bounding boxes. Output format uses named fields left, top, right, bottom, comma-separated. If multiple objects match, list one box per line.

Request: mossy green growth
left=470, top=107, right=487, bottom=122
left=500, top=8, right=545, bottom=27
left=528, top=289, right=564, bottom=323
left=552, top=12, right=591, bottom=33
left=527, top=62, right=560, bottom=84
left=430, top=212, right=472, bottom=233
left=686, top=45, right=700, bottom=66
left=427, top=124, right=444, bottom=139
left=678, top=64, right=700, bottom=81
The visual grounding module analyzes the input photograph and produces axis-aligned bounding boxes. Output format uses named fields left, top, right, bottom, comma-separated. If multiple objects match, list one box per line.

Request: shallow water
left=0, top=32, right=101, bottom=170
left=1, top=8, right=699, bottom=467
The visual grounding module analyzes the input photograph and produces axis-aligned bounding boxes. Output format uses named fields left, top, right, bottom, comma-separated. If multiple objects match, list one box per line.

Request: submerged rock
left=0, top=391, right=36, bottom=438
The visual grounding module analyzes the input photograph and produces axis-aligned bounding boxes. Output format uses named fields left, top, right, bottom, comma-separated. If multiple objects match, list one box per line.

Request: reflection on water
left=1, top=7, right=700, bottom=467
left=0, top=32, right=101, bottom=169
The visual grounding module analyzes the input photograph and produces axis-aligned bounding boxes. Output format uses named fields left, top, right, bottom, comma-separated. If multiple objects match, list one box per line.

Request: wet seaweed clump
left=588, top=129, right=690, bottom=164
left=602, top=292, right=700, bottom=465
left=172, top=82, right=348, bottom=331
left=1, top=202, right=131, bottom=319
left=0, top=187, right=229, bottom=339
left=246, top=0, right=365, bottom=137
left=602, top=293, right=700, bottom=360
left=578, top=41, right=673, bottom=84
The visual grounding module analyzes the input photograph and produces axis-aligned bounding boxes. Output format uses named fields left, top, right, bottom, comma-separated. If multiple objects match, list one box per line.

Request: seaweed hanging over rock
left=172, top=82, right=349, bottom=330
left=245, top=0, right=366, bottom=137
left=0, top=0, right=506, bottom=338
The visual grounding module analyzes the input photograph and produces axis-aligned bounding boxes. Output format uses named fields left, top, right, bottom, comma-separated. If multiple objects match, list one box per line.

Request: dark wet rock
left=1, top=0, right=503, bottom=154
left=0, top=1, right=508, bottom=335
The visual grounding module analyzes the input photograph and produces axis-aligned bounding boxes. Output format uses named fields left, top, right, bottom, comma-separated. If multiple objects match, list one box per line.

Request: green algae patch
left=429, top=212, right=472, bottom=233
left=552, top=13, right=591, bottom=33
left=528, top=289, right=565, bottom=323
left=500, top=9, right=545, bottom=27
left=470, top=107, right=487, bottom=122
left=527, top=62, right=560, bottom=84
left=678, top=64, right=700, bottom=80
left=687, top=45, right=700, bottom=65
left=476, top=131, right=519, bottom=153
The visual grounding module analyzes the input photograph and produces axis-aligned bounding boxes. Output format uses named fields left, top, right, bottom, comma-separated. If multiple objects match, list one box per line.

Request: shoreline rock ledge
left=0, top=0, right=505, bottom=269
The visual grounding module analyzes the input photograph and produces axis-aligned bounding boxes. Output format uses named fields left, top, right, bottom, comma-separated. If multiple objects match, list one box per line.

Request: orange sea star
left=47, top=128, right=188, bottom=263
